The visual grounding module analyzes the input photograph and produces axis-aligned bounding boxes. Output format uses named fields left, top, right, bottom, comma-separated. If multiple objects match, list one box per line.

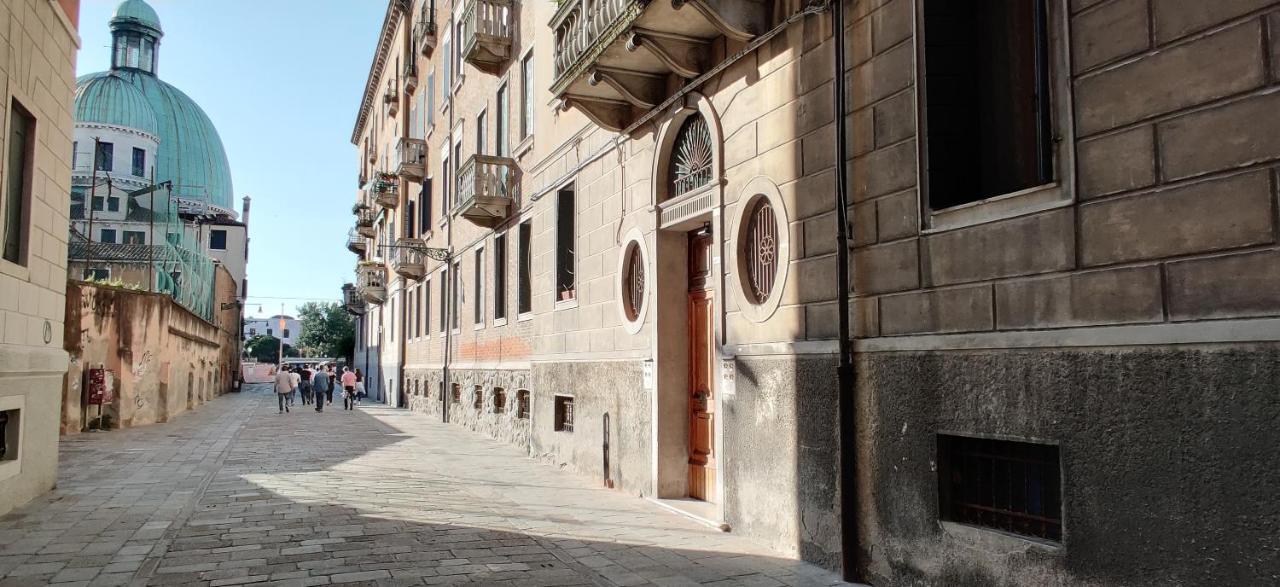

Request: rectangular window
left=0, top=408, right=18, bottom=461
left=390, top=298, right=396, bottom=342
left=72, top=140, right=79, bottom=170
left=473, top=385, right=483, bottom=410
left=107, top=197, right=120, bottom=212
left=95, top=141, right=114, bottom=172
left=937, top=434, right=1062, bottom=542
left=132, top=147, right=146, bottom=177
left=516, top=389, right=530, bottom=419
left=443, top=36, right=452, bottom=89
left=921, top=0, right=1054, bottom=210
left=518, top=221, right=532, bottom=314
left=441, top=156, right=451, bottom=214
left=452, top=261, right=460, bottom=330
left=209, top=229, right=227, bottom=250
left=84, top=268, right=110, bottom=281
left=421, top=179, right=433, bottom=229
left=451, top=383, right=461, bottom=404
left=123, top=231, right=145, bottom=244
left=474, top=248, right=484, bottom=325
left=496, top=84, right=509, bottom=157
left=267, top=328, right=273, bottom=336
left=453, top=142, right=462, bottom=206
left=3, top=100, right=33, bottom=265
left=494, top=232, right=507, bottom=321
left=91, top=196, right=104, bottom=212
left=476, top=111, right=487, bottom=156
left=555, top=187, right=576, bottom=301
left=520, top=53, right=534, bottom=140
left=283, top=328, right=290, bottom=339
left=492, top=387, right=506, bottom=414
left=426, top=73, right=436, bottom=126
left=100, top=229, right=117, bottom=244
left=440, top=268, right=448, bottom=333
left=554, top=395, right=574, bottom=432
left=422, top=280, right=430, bottom=335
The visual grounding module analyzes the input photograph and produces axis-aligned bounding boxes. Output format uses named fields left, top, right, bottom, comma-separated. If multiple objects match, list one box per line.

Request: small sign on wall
left=642, top=360, right=654, bottom=391
left=86, top=367, right=115, bottom=405
left=720, top=359, right=736, bottom=396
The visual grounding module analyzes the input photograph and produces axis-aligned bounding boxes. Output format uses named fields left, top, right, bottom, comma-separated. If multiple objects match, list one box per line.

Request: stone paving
left=0, top=384, right=847, bottom=586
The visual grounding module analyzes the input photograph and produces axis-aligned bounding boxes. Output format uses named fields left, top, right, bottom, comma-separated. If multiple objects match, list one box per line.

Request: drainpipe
left=833, top=0, right=860, bottom=582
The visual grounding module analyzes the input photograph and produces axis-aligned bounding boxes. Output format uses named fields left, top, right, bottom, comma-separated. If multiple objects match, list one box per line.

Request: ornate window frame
left=615, top=227, right=650, bottom=334
left=731, top=177, right=790, bottom=323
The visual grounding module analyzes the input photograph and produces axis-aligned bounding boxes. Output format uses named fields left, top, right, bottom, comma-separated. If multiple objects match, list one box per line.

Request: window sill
left=473, top=322, right=485, bottom=331
left=938, top=521, right=1063, bottom=553
left=516, top=311, right=534, bottom=323
left=514, top=136, right=534, bottom=159
left=0, top=258, right=30, bottom=281
left=554, top=298, right=578, bottom=311
left=493, top=317, right=508, bottom=327
left=924, top=183, right=1070, bottom=234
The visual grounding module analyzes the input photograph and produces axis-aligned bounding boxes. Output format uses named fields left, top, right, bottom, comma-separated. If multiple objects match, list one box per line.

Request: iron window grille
left=743, top=198, right=779, bottom=303
left=554, top=395, right=574, bottom=432
left=937, top=434, right=1063, bottom=542
left=493, top=388, right=506, bottom=413
left=451, top=383, right=461, bottom=404
left=473, top=385, right=484, bottom=410
left=516, top=390, right=530, bottom=420
left=670, top=114, right=713, bottom=198
left=622, top=242, right=644, bottom=321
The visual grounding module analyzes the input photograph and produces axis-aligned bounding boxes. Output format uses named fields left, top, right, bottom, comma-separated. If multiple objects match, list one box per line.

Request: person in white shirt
left=288, top=368, right=301, bottom=407
left=274, top=367, right=293, bottom=414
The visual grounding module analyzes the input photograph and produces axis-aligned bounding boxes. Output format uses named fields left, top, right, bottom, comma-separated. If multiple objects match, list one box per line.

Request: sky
left=76, top=0, right=385, bottom=319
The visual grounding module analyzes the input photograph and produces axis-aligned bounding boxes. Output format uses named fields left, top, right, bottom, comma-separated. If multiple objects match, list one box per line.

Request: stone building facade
left=348, top=0, right=1280, bottom=583
left=0, top=0, right=81, bottom=518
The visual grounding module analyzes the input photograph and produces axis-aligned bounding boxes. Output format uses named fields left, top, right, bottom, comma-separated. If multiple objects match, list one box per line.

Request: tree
left=244, top=335, right=298, bottom=363
left=296, top=302, right=355, bottom=361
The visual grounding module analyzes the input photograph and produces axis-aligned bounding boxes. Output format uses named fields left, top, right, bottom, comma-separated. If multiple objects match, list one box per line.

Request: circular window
left=743, top=198, right=779, bottom=304
left=622, top=242, right=645, bottom=322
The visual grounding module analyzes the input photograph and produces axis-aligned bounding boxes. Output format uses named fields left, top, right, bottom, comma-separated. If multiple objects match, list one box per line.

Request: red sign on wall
left=86, top=367, right=115, bottom=405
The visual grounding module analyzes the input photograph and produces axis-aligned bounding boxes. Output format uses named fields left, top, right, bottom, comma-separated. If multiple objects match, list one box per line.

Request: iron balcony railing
left=373, top=174, right=399, bottom=208
left=552, top=0, right=640, bottom=91
left=392, top=238, right=427, bottom=280
left=342, top=283, right=367, bottom=315
left=394, top=138, right=427, bottom=181
left=460, top=0, right=513, bottom=69
left=355, top=205, right=378, bottom=233
left=414, top=13, right=438, bottom=55
left=403, top=61, right=419, bottom=94
left=384, top=80, right=399, bottom=116
left=357, top=262, right=387, bottom=304
left=454, top=154, right=516, bottom=226
left=346, top=228, right=367, bottom=254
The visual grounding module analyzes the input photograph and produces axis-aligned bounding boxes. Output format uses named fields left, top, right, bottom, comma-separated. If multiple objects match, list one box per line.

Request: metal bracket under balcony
left=357, top=264, right=387, bottom=304
left=551, top=0, right=768, bottom=133
left=392, top=238, right=427, bottom=280
left=461, top=0, right=513, bottom=73
left=403, top=64, right=419, bottom=95
left=346, top=229, right=368, bottom=254
left=385, top=82, right=400, bottom=117
left=454, top=154, right=516, bottom=228
left=355, top=206, right=378, bottom=238
left=415, top=18, right=438, bottom=55
left=373, top=176, right=400, bottom=208
left=395, top=138, right=427, bottom=181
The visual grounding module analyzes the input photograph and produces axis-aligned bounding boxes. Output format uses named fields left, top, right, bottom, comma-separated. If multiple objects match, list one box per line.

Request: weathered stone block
left=853, top=238, right=919, bottom=295
left=791, top=169, right=836, bottom=220
left=925, top=208, right=1075, bottom=286
left=1079, top=171, right=1275, bottom=266
left=1072, top=0, right=1150, bottom=71
left=797, top=37, right=834, bottom=95
left=1270, top=12, right=1280, bottom=81
left=1167, top=249, right=1280, bottom=320
left=847, top=108, right=874, bottom=158
left=805, top=301, right=840, bottom=339
left=848, top=40, right=913, bottom=112
left=876, top=189, right=918, bottom=241
left=1159, top=90, right=1280, bottom=181
left=802, top=125, right=835, bottom=176
left=995, top=265, right=1164, bottom=330
left=1079, top=125, right=1157, bottom=199
left=727, top=305, right=804, bottom=343
left=1075, top=20, right=1264, bottom=135
left=845, top=13, right=873, bottom=67
left=871, top=0, right=912, bottom=55
left=1152, top=0, right=1277, bottom=42
left=849, top=139, right=916, bottom=202
left=850, top=201, right=876, bottom=247
left=872, top=89, right=914, bottom=148
left=804, top=213, right=838, bottom=256
left=794, top=254, right=838, bottom=304
left=853, top=296, right=879, bottom=338
left=879, top=285, right=994, bottom=336
left=723, top=122, right=757, bottom=170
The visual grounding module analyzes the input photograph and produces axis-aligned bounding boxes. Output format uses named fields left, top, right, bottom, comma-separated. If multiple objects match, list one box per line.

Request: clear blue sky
left=76, top=0, right=384, bottom=319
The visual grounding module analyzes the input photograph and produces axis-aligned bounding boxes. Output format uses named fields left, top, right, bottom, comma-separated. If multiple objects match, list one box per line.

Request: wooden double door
left=687, top=231, right=716, bottom=502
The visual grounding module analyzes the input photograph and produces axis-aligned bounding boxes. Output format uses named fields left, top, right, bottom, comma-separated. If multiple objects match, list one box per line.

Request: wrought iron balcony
left=394, top=138, right=427, bottom=181
left=373, top=174, right=399, bottom=208
left=347, top=229, right=368, bottom=254
left=355, top=206, right=378, bottom=238
left=392, top=238, right=427, bottom=280
left=357, top=262, right=387, bottom=304
left=460, top=0, right=513, bottom=73
left=414, top=13, right=438, bottom=55
left=403, top=62, right=419, bottom=95
left=454, top=154, right=516, bottom=227
left=551, top=0, right=767, bottom=132
left=343, top=283, right=367, bottom=315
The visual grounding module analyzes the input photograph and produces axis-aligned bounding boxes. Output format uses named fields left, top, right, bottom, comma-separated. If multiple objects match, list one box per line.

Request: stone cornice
left=351, top=0, right=409, bottom=146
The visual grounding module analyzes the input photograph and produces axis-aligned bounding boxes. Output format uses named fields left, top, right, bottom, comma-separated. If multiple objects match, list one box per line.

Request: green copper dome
left=111, top=0, right=162, bottom=36
left=73, top=72, right=159, bottom=137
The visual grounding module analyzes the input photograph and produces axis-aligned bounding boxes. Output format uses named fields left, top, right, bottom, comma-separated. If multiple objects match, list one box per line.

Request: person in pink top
left=340, top=368, right=358, bottom=411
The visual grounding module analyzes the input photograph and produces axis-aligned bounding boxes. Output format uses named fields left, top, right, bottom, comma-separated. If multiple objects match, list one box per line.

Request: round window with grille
left=622, top=241, right=645, bottom=322
left=743, top=198, right=779, bottom=304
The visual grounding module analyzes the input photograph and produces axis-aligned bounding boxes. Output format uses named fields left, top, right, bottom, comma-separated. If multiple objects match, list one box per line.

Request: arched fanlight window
left=669, top=114, right=713, bottom=198
left=743, top=198, right=779, bottom=303
left=622, top=242, right=645, bottom=322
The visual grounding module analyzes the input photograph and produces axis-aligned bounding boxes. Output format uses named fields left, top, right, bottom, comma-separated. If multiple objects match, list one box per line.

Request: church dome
left=74, top=72, right=159, bottom=137
left=74, top=0, right=236, bottom=215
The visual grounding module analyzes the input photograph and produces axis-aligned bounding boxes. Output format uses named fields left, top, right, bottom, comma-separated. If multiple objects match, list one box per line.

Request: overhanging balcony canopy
left=551, top=0, right=767, bottom=133
left=453, top=154, right=517, bottom=228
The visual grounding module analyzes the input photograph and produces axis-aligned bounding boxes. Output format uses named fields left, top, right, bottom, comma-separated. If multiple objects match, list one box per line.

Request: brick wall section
left=852, top=0, right=1280, bottom=338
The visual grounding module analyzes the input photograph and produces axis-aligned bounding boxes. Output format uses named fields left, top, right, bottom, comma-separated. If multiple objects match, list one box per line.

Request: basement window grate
left=937, top=434, right=1062, bottom=542
left=554, top=395, right=573, bottom=432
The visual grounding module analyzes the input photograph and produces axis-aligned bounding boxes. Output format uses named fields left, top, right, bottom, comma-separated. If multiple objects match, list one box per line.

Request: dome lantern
left=110, top=0, right=163, bottom=75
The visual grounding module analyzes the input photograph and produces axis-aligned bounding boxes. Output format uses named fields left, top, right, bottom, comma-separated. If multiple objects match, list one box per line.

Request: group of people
left=273, top=364, right=365, bottom=413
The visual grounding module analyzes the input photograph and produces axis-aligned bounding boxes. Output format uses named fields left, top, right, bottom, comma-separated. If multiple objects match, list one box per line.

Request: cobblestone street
left=0, top=385, right=846, bottom=586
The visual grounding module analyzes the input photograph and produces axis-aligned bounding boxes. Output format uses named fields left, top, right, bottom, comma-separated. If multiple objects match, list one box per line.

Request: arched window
left=743, top=198, right=779, bottom=303
left=622, top=242, right=645, bottom=322
left=669, top=114, right=713, bottom=198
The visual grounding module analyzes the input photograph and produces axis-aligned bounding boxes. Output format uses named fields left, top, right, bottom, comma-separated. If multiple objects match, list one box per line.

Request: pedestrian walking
left=311, top=366, right=331, bottom=413
left=288, top=367, right=300, bottom=407
left=274, top=366, right=292, bottom=414
left=341, top=368, right=358, bottom=410
left=326, top=365, right=336, bottom=405
left=354, top=368, right=365, bottom=404
left=299, top=365, right=313, bottom=405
